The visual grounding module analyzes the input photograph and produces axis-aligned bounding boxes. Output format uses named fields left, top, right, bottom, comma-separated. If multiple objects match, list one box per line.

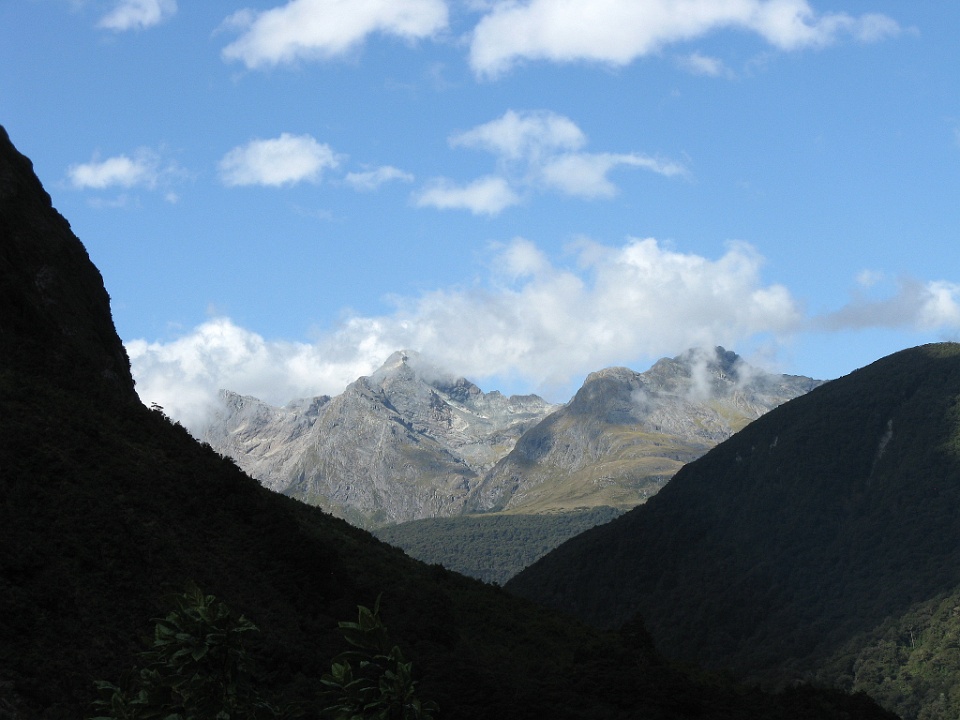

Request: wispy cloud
left=677, top=52, right=732, bottom=78
left=345, top=165, right=414, bottom=191
left=98, top=0, right=177, bottom=31
left=219, top=133, right=340, bottom=187
left=416, top=110, right=685, bottom=214
left=540, top=152, right=686, bottom=198
left=470, top=0, right=900, bottom=78
left=815, top=278, right=960, bottom=331
left=220, top=0, right=448, bottom=69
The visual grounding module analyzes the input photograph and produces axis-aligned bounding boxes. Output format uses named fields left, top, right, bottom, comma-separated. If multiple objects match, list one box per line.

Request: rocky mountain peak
left=467, top=350, right=822, bottom=514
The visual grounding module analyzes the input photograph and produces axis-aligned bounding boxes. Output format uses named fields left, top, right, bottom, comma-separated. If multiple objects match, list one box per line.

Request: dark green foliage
left=89, top=586, right=272, bottom=720
left=372, top=508, right=623, bottom=584
left=816, top=588, right=960, bottom=720
left=320, top=597, right=438, bottom=720
left=508, top=342, right=960, bottom=719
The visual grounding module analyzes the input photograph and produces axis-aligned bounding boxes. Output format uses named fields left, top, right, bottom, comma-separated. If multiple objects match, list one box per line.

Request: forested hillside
left=373, top=507, right=623, bottom=584
left=508, top=342, right=960, bottom=720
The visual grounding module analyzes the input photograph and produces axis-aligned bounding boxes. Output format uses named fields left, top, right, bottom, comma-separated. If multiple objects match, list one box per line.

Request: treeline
left=373, top=507, right=624, bottom=584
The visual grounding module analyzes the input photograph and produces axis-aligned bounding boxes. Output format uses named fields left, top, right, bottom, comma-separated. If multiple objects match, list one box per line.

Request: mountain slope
left=507, top=342, right=960, bottom=719
left=0, top=124, right=901, bottom=720
left=467, top=347, right=821, bottom=513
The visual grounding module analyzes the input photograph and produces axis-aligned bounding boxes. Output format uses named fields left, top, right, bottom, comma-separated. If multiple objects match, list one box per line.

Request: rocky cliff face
left=465, top=347, right=823, bottom=513
left=200, top=351, right=557, bottom=527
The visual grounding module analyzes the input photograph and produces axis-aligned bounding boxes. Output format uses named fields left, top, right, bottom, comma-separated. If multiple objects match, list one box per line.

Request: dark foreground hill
left=507, top=343, right=960, bottom=720
left=0, top=124, right=897, bottom=720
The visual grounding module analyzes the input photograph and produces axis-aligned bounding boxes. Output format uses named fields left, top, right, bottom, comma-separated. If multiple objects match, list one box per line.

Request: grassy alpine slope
left=0, top=123, right=897, bottom=719
left=507, top=342, right=960, bottom=720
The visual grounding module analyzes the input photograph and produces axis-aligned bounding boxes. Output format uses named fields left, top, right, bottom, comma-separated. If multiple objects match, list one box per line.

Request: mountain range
left=0, top=123, right=905, bottom=719
left=201, top=346, right=821, bottom=529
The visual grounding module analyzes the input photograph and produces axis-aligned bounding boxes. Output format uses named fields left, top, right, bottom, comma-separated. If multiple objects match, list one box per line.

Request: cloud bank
left=469, top=0, right=900, bottom=78
left=221, top=0, right=448, bottom=69
left=129, top=236, right=960, bottom=430
left=129, top=236, right=806, bottom=427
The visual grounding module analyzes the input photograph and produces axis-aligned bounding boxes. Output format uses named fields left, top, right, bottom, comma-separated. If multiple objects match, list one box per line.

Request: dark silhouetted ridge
left=0, top=125, right=135, bottom=401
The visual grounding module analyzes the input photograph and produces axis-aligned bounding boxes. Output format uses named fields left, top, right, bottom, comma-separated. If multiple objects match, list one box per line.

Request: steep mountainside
left=507, top=343, right=960, bottom=720
left=201, top=351, right=556, bottom=527
left=0, top=124, right=898, bottom=720
left=467, top=347, right=821, bottom=513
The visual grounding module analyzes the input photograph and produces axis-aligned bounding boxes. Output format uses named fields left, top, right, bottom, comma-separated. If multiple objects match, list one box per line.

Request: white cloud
left=418, top=110, right=686, bottom=212
left=451, top=109, right=586, bottom=160
left=128, top=237, right=806, bottom=428
left=98, top=0, right=177, bottom=31
left=67, top=147, right=184, bottom=200
left=68, top=154, right=157, bottom=190
left=415, top=175, right=520, bottom=214
left=345, top=165, right=414, bottom=191
left=470, top=0, right=900, bottom=78
left=128, top=318, right=382, bottom=430
left=219, top=133, right=340, bottom=187
left=221, top=0, right=448, bottom=69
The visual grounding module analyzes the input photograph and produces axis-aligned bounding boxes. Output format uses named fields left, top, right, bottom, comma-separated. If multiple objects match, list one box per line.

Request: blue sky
left=2, top=1, right=959, bottom=427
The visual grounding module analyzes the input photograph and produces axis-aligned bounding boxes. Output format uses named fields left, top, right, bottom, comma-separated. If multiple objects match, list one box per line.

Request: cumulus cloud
left=67, top=147, right=183, bottom=201
left=68, top=154, right=157, bottom=190
left=344, top=165, right=414, bottom=191
left=418, top=110, right=685, bottom=213
left=127, top=318, right=388, bottom=430
left=415, top=175, right=520, bottom=214
left=98, top=0, right=176, bottom=31
left=221, top=0, right=448, bottom=69
left=470, top=0, right=900, bottom=78
left=128, top=236, right=807, bottom=428
left=219, top=133, right=340, bottom=187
